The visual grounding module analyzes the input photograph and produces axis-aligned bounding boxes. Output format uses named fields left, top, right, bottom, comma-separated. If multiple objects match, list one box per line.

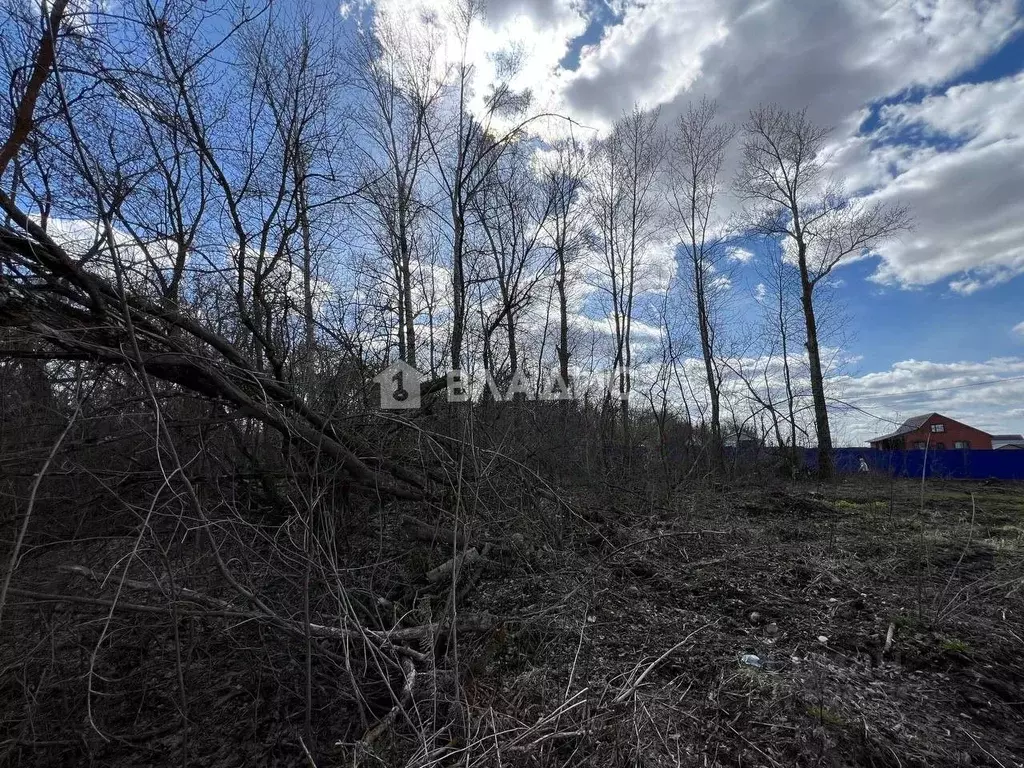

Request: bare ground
left=2, top=476, right=1023, bottom=767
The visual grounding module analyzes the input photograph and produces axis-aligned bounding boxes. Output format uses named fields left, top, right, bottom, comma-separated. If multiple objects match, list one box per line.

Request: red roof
left=868, top=413, right=934, bottom=443
left=868, top=412, right=992, bottom=444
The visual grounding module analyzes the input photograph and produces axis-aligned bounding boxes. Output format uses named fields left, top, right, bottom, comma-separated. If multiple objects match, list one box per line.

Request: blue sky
left=818, top=260, right=1023, bottom=371
left=558, top=0, right=623, bottom=70
left=368, top=0, right=1024, bottom=443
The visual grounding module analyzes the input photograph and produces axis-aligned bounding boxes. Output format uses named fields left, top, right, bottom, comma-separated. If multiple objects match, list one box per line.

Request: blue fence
left=802, top=448, right=1024, bottom=480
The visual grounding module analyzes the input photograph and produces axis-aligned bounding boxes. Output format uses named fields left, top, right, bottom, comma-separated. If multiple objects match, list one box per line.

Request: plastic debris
left=740, top=653, right=763, bottom=668
left=817, top=635, right=829, bottom=644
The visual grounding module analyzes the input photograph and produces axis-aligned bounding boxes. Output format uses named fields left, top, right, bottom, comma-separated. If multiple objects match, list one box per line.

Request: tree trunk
left=450, top=208, right=465, bottom=370
left=555, top=244, right=570, bottom=387
left=797, top=245, right=834, bottom=480
left=296, top=165, right=316, bottom=365
left=397, top=192, right=416, bottom=368
left=693, top=257, right=721, bottom=461
left=506, top=311, right=517, bottom=375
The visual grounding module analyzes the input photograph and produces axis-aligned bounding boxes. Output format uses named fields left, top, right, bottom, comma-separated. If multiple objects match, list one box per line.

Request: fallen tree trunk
left=401, top=514, right=471, bottom=548
left=426, top=547, right=483, bottom=584
left=0, top=224, right=427, bottom=500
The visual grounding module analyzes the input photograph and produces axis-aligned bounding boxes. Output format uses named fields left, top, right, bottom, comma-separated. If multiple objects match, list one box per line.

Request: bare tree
left=665, top=99, right=734, bottom=460
left=760, top=239, right=805, bottom=457
left=127, top=0, right=308, bottom=378
left=425, top=2, right=535, bottom=372
left=588, top=106, right=663, bottom=437
left=539, top=137, right=590, bottom=390
left=352, top=17, right=442, bottom=368
left=736, top=105, right=909, bottom=479
left=0, top=0, right=69, bottom=178
left=473, top=141, right=552, bottom=384
left=724, top=238, right=810, bottom=466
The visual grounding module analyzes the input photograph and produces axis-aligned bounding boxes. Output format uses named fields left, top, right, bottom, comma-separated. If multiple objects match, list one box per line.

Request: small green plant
left=893, top=613, right=924, bottom=632
left=806, top=704, right=845, bottom=727
left=940, top=637, right=971, bottom=654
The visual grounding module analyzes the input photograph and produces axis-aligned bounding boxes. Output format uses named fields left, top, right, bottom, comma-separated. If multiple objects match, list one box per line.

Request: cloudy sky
left=365, top=0, right=1024, bottom=444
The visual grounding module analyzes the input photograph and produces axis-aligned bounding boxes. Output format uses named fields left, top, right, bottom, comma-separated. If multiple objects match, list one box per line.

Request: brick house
left=868, top=413, right=993, bottom=451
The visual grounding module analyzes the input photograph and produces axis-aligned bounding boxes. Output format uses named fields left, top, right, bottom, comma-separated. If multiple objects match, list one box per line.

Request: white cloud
left=709, top=273, right=732, bottom=292
left=727, top=247, right=754, bottom=264
left=375, top=0, right=1019, bottom=139
left=858, top=73, right=1024, bottom=291
left=561, top=0, right=1021, bottom=130
left=1014, top=321, right=1024, bottom=339
left=371, top=0, right=587, bottom=128
left=474, top=0, right=1022, bottom=292
left=879, top=74, right=1024, bottom=146
left=564, top=0, right=729, bottom=124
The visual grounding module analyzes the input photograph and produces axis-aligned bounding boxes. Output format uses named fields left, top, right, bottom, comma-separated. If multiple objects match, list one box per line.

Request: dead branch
left=58, top=564, right=237, bottom=610
left=0, top=226, right=426, bottom=500
left=402, top=514, right=470, bottom=548
left=360, top=657, right=417, bottom=747
left=426, top=547, right=482, bottom=584
left=0, top=0, right=70, bottom=177
left=613, top=621, right=715, bottom=704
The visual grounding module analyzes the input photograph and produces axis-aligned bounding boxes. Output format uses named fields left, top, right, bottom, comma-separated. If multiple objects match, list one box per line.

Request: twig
left=6, top=588, right=252, bottom=618
left=59, top=564, right=236, bottom=611
left=961, top=728, right=1007, bottom=768
left=506, top=730, right=589, bottom=752
left=19, top=567, right=495, bottom=656
left=932, top=493, right=977, bottom=622
left=726, top=723, right=784, bottom=768
left=0, top=389, right=83, bottom=626
left=613, top=622, right=714, bottom=704
left=599, top=532, right=729, bottom=565
left=564, top=601, right=590, bottom=702
left=299, top=735, right=319, bottom=768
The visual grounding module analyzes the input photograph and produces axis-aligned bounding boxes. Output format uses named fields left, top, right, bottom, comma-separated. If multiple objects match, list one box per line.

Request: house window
left=954, top=441, right=970, bottom=449
left=931, top=424, right=945, bottom=433
left=914, top=441, right=927, bottom=450
left=935, top=442, right=945, bottom=450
